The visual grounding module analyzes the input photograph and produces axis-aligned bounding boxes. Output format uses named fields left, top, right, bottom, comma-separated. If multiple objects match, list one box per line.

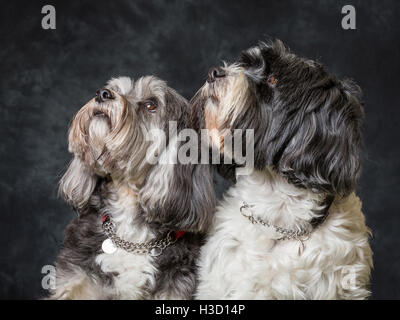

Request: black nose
left=95, top=88, right=114, bottom=103
left=207, top=67, right=226, bottom=83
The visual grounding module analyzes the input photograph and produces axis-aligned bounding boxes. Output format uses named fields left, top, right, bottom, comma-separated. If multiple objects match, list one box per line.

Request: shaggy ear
left=139, top=89, right=216, bottom=233
left=268, top=79, right=364, bottom=196
left=140, top=163, right=215, bottom=233
left=59, top=157, right=98, bottom=210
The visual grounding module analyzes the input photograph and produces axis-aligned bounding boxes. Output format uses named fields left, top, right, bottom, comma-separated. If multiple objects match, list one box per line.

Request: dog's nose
left=207, top=67, right=226, bottom=83
left=95, top=88, right=114, bottom=103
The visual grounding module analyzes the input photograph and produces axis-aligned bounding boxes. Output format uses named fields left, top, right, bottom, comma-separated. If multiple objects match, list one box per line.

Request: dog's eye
left=144, top=100, right=157, bottom=113
left=266, top=75, right=278, bottom=87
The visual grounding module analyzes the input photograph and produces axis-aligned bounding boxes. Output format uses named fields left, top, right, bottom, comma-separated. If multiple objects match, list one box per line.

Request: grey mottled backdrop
left=0, top=0, right=399, bottom=299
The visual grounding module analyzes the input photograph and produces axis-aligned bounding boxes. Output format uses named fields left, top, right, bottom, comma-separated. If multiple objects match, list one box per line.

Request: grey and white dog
left=50, top=76, right=215, bottom=299
left=193, top=40, right=372, bottom=299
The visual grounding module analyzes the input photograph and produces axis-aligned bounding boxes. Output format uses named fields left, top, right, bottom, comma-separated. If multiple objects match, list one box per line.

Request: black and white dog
left=50, top=76, right=215, bottom=299
left=193, top=40, right=372, bottom=299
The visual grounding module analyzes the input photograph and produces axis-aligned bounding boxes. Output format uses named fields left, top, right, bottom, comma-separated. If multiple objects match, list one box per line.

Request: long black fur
left=234, top=40, right=364, bottom=197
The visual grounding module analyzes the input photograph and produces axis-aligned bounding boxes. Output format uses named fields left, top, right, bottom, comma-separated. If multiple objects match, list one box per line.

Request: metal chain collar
left=240, top=201, right=311, bottom=242
left=102, top=215, right=177, bottom=256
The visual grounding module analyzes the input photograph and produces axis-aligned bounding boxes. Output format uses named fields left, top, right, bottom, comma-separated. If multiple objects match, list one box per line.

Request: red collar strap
left=173, top=230, right=186, bottom=240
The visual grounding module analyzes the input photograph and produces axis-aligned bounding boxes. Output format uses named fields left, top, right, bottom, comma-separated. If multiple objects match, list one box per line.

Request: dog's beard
left=196, top=65, right=252, bottom=156
left=68, top=95, right=149, bottom=182
left=87, top=116, right=110, bottom=173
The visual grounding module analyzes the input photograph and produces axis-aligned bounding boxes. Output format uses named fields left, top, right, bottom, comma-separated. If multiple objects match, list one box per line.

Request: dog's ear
left=141, top=163, right=215, bottom=233
left=265, top=78, right=364, bottom=196
left=139, top=89, right=216, bottom=233
left=59, top=157, right=98, bottom=211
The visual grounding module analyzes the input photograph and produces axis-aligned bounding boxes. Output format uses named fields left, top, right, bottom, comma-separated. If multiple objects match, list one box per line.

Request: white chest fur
left=196, top=168, right=372, bottom=299
left=95, top=185, right=157, bottom=299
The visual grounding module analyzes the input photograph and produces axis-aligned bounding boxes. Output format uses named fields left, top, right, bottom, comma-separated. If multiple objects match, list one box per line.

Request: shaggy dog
left=192, top=40, right=372, bottom=299
left=50, top=76, right=215, bottom=299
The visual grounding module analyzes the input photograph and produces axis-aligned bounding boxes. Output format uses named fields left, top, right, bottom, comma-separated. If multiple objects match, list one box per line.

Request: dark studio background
left=0, top=0, right=399, bottom=299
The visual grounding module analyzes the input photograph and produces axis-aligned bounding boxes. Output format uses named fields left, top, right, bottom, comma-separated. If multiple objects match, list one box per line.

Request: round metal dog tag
left=102, top=238, right=117, bottom=254
left=150, top=247, right=162, bottom=257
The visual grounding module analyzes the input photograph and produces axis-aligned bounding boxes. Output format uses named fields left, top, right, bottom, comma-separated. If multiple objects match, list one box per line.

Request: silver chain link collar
left=240, top=201, right=311, bottom=252
left=101, top=214, right=178, bottom=257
